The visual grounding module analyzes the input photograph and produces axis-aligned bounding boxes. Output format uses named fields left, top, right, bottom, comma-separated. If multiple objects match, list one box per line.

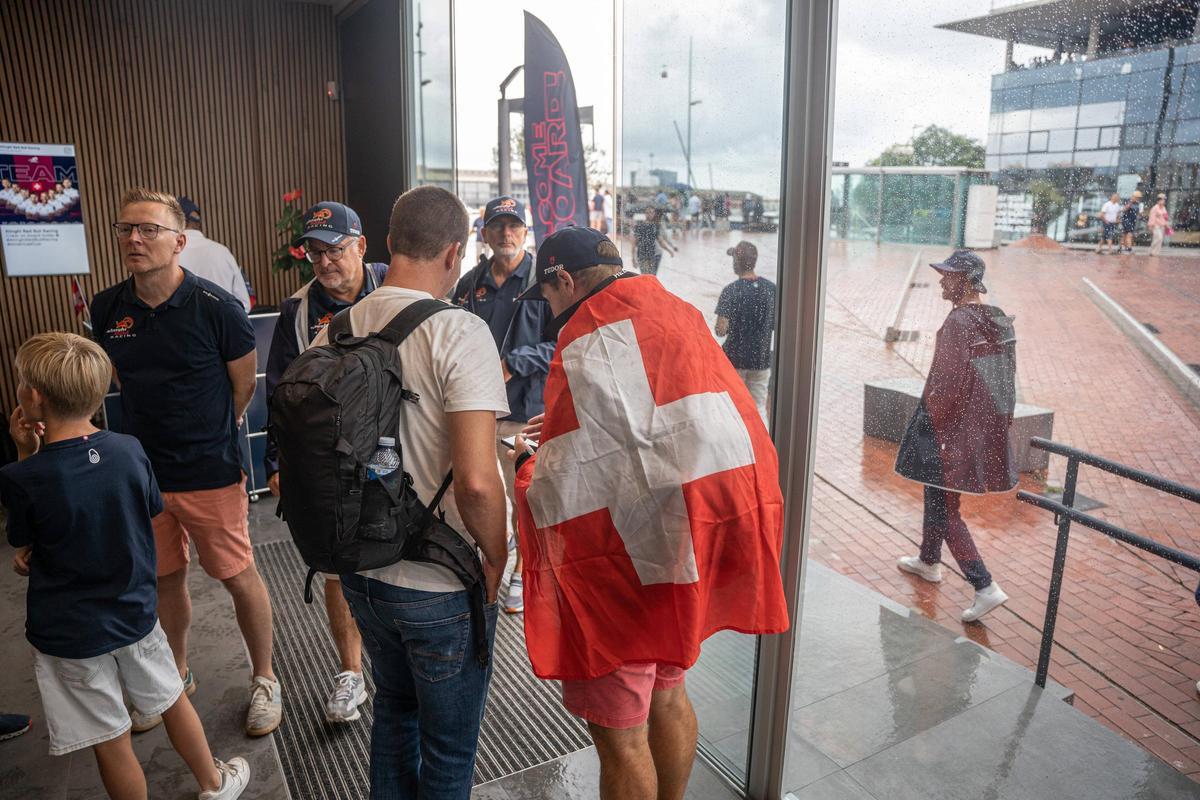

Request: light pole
left=661, top=37, right=702, bottom=188
left=498, top=65, right=524, bottom=197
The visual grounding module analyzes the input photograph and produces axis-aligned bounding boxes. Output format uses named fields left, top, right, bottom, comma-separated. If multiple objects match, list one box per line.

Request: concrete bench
left=863, top=377, right=1054, bottom=473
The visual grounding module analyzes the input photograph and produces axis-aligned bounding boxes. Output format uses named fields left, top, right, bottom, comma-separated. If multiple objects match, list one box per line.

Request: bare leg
left=222, top=563, right=276, bottom=681
left=92, top=732, right=148, bottom=800
left=647, top=684, right=697, bottom=800
left=324, top=577, right=362, bottom=673
left=161, top=693, right=221, bottom=792
left=590, top=722, right=657, bottom=800
left=157, top=567, right=191, bottom=678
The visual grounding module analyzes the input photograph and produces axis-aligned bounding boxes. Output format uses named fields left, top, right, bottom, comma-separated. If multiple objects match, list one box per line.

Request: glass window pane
left=1075, top=127, right=1100, bottom=150
left=1098, top=126, right=1121, bottom=148
left=1029, top=131, right=1049, bottom=152
left=1032, top=81, right=1078, bottom=108
left=1174, top=119, right=1200, bottom=144
left=1030, top=105, right=1077, bottom=129
left=1048, top=129, right=1076, bottom=151
left=410, top=0, right=453, bottom=188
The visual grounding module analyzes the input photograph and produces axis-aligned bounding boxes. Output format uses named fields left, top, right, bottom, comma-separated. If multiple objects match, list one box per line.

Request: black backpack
left=269, top=298, right=490, bottom=666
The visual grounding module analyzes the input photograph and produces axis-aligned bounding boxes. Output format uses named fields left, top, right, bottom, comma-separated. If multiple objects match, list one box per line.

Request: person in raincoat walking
left=894, top=250, right=1017, bottom=623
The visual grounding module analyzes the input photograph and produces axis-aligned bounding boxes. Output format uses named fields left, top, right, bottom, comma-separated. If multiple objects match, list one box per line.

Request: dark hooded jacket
left=895, top=303, right=1018, bottom=495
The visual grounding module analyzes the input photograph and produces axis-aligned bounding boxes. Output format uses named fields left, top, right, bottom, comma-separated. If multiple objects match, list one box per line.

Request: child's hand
left=12, top=546, right=31, bottom=577
left=8, top=407, right=43, bottom=459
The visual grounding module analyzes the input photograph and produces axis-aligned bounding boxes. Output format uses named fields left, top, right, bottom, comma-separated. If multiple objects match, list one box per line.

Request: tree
left=1028, top=180, right=1066, bottom=234
left=869, top=125, right=985, bottom=169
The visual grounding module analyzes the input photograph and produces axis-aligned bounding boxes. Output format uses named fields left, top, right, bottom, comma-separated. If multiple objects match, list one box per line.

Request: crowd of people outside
left=1086, top=188, right=1175, bottom=255
left=2, top=183, right=790, bottom=800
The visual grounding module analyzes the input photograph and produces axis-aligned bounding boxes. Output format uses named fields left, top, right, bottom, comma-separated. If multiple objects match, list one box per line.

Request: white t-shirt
left=1101, top=201, right=1122, bottom=224
left=312, top=286, right=510, bottom=592
left=181, top=229, right=252, bottom=311
left=688, top=195, right=702, bottom=215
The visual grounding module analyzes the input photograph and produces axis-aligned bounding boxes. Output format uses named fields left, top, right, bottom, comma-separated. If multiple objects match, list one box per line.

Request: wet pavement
left=636, top=226, right=1200, bottom=783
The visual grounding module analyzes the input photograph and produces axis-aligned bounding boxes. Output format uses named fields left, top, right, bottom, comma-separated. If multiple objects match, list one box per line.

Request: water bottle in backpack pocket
left=358, top=437, right=422, bottom=544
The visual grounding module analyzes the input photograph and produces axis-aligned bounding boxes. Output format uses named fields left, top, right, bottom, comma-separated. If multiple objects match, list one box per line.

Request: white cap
left=377, top=437, right=396, bottom=447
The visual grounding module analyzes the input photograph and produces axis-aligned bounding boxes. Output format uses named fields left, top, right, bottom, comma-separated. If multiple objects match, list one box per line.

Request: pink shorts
left=561, top=663, right=686, bottom=729
left=152, top=479, right=253, bottom=581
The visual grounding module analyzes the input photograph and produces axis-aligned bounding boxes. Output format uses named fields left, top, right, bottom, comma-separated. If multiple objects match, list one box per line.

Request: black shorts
left=1121, top=218, right=1137, bottom=233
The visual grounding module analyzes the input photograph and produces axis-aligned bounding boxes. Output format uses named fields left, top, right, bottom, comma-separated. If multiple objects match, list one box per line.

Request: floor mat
left=254, top=540, right=591, bottom=797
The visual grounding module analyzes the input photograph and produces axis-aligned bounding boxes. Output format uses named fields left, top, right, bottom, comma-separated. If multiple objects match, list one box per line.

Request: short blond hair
left=120, top=187, right=185, bottom=230
left=15, top=332, right=111, bottom=419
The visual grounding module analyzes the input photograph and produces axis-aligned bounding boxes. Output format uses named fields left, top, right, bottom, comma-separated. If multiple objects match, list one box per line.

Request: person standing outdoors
left=320, top=185, right=509, bottom=799
left=633, top=207, right=675, bottom=277
left=452, top=196, right=554, bottom=614
left=1098, top=193, right=1122, bottom=255
left=92, top=188, right=281, bottom=737
left=1120, top=190, right=1143, bottom=253
left=176, top=196, right=253, bottom=312
left=509, top=227, right=789, bottom=800
left=894, top=250, right=1016, bottom=623
left=591, top=185, right=606, bottom=231
left=264, top=201, right=388, bottom=724
left=714, top=242, right=776, bottom=423
left=1149, top=193, right=1170, bottom=256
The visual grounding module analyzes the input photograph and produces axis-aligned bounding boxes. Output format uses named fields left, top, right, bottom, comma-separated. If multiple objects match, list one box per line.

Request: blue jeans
left=341, top=574, right=498, bottom=800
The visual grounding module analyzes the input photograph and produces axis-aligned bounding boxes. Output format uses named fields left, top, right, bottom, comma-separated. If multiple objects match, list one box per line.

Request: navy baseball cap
left=484, top=195, right=526, bottom=226
left=294, top=201, right=363, bottom=246
left=930, top=249, right=987, bottom=293
left=517, top=225, right=624, bottom=301
left=177, top=196, right=201, bottom=224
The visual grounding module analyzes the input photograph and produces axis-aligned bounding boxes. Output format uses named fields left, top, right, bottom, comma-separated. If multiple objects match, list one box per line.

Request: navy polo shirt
left=467, top=254, right=531, bottom=349
left=92, top=269, right=256, bottom=492
left=1, top=431, right=162, bottom=659
left=716, top=276, right=777, bottom=371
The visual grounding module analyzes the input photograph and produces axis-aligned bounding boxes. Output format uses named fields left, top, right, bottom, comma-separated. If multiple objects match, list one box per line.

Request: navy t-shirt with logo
left=0, top=431, right=162, bottom=659
left=91, top=269, right=256, bottom=492
left=715, top=276, right=777, bottom=371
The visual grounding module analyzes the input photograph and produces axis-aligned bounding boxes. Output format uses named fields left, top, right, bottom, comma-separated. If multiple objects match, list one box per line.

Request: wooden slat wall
left=0, top=0, right=345, bottom=410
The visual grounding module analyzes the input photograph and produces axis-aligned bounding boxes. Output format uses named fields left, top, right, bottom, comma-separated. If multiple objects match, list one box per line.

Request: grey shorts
left=33, top=622, right=183, bottom=755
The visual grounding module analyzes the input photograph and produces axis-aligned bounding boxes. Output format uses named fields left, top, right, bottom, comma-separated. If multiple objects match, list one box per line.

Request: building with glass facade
left=940, top=0, right=1200, bottom=243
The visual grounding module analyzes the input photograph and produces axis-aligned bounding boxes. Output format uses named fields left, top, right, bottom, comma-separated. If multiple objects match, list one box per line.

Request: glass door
left=617, top=0, right=797, bottom=790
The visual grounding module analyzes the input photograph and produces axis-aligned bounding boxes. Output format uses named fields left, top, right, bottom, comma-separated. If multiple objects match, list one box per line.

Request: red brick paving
left=628, top=230, right=1200, bottom=780
left=810, top=240, right=1200, bottom=780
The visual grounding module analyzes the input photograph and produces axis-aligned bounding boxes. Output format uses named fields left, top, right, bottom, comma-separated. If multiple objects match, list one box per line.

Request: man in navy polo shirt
left=92, top=188, right=282, bottom=738
left=714, top=241, right=776, bottom=423
left=264, top=200, right=387, bottom=724
left=452, top=195, right=554, bottom=615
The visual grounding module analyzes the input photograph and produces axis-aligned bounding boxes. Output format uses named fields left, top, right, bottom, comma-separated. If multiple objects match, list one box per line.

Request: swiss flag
left=515, top=274, right=789, bottom=680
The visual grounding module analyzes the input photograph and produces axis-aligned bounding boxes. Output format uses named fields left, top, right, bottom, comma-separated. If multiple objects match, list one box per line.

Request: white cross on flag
left=515, top=274, right=789, bottom=681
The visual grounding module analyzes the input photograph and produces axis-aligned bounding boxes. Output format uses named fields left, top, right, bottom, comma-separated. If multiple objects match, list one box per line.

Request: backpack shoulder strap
left=327, top=305, right=354, bottom=344
left=375, top=298, right=460, bottom=347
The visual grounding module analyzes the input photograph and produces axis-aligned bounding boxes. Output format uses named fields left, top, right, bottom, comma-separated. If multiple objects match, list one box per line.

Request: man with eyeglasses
left=264, top=200, right=387, bottom=725
left=91, top=187, right=282, bottom=739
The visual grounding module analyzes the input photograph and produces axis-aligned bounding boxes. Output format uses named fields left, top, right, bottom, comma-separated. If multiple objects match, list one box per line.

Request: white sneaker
left=504, top=578, right=524, bottom=614
left=324, top=671, right=367, bottom=723
left=245, top=676, right=282, bottom=737
left=897, top=556, right=942, bottom=583
left=198, top=757, right=251, bottom=800
left=961, top=582, right=1009, bottom=623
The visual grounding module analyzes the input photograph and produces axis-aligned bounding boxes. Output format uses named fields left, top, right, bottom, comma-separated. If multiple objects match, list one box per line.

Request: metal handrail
left=1016, top=437, right=1200, bottom=688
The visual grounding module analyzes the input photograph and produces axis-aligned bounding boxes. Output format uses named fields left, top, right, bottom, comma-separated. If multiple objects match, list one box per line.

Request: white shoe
left=324, top=671, right=367, bottom=723
left=897, top=556, right=942, bottom=583
left=962, top=582, right=1009, bottom=623
left=245, top=676, right=282, bottom=737
left=199, top=757, right=251, bottom=800
left=504, top=578, right=524, bottom=614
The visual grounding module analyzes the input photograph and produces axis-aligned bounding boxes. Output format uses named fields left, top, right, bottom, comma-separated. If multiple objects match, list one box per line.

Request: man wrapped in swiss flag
left=509, top=226, right=788, bottom=800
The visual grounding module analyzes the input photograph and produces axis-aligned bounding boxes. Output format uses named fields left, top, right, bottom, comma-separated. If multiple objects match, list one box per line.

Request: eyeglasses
left=112, top=222, right=180, bottom=239
left=305, top=244, right=348, bottom=263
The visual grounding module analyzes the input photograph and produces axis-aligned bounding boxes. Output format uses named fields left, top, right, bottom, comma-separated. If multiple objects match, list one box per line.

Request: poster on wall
left=0, top=142, right=89, bottom=276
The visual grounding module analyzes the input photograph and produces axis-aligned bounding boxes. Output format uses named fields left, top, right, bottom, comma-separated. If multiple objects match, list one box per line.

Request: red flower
left=282, top=189, right=304, bottom=203
left=289, top=245, right=306, bottom=260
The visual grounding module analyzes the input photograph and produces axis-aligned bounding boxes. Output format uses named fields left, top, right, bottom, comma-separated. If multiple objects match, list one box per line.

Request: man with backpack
left=272, top=185, right=508, bottom=798
left=264, top=200, right=388, bottom=724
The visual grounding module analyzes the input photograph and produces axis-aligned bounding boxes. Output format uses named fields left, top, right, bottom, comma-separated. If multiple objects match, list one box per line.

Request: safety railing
left=1016, top=437, right=1200, bottom=688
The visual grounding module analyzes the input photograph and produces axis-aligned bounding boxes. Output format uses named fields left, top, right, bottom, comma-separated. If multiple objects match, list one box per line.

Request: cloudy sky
left=451, top=0, right=1051, bottom=195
